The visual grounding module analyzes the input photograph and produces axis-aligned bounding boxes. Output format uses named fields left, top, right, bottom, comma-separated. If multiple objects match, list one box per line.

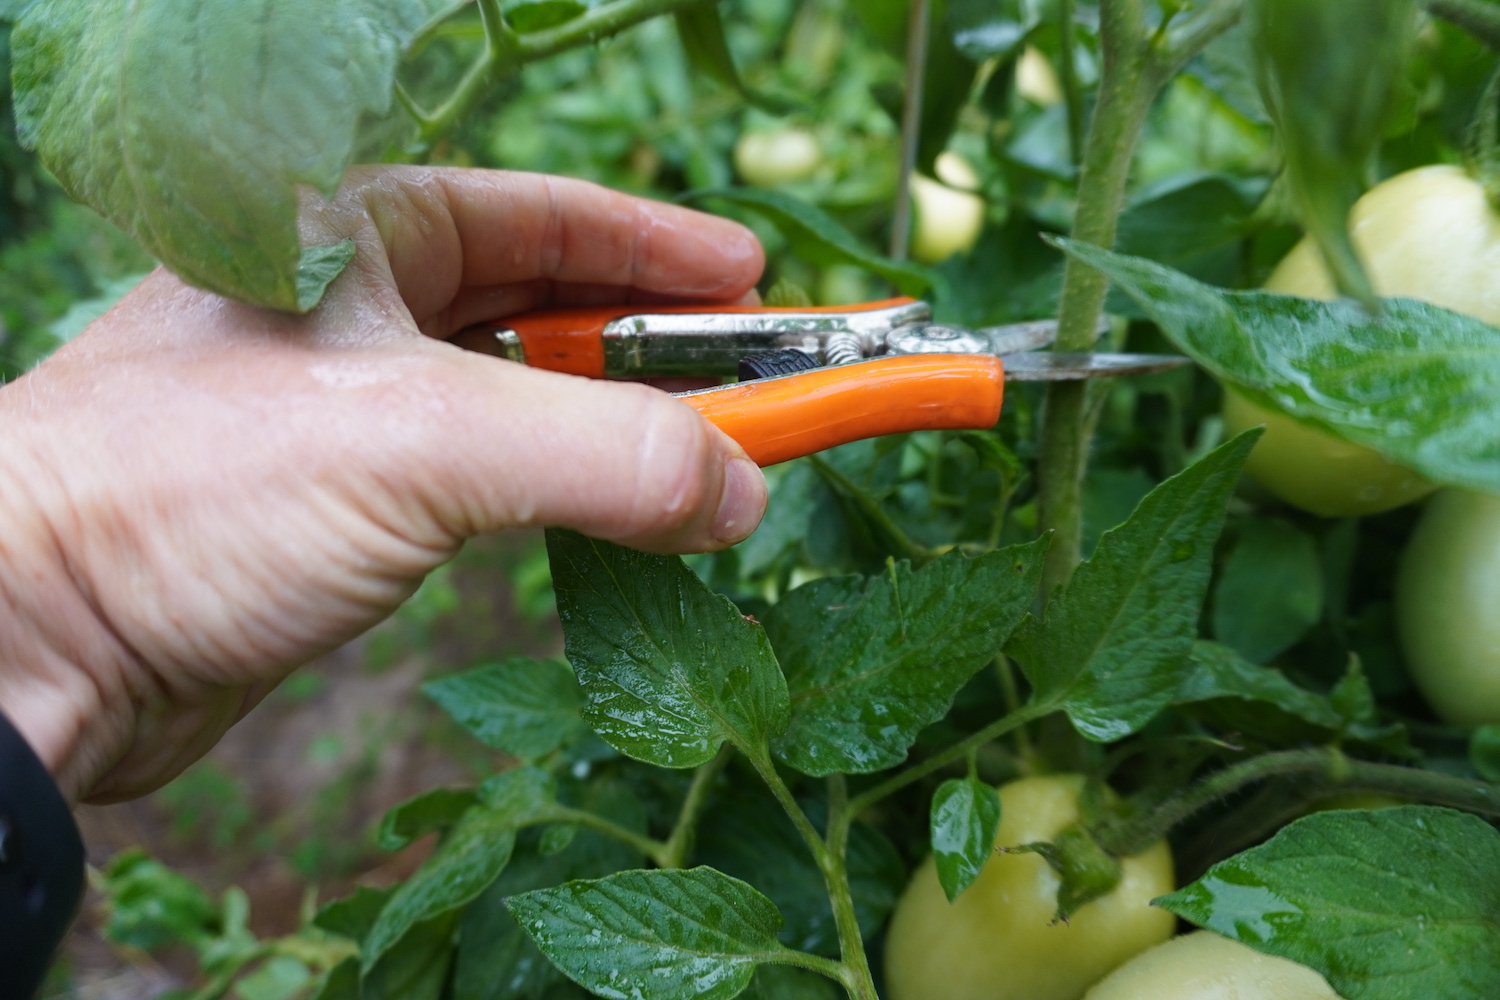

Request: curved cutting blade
left=999, top=352, right=1191, bottom=380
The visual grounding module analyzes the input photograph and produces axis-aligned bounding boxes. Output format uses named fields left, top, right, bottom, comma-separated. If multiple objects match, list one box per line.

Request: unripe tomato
left=910, top=152, right=985, bottom=264
left=1224, top=164, right=1500, bottom=517
left=1016, top=45, right=1063, bottom=107
left=884, top=774, right=1175, bottom=1000
left=733, top=128, right=823, bottom=187
left=1397, top=489, right=1500, bottom=724
left=1083, top=932, right=1341, bottom=999
left=1221, top=389, right=1433, bottom=518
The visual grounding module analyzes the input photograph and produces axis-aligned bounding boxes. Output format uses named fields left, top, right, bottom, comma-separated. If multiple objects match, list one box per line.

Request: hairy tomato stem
left=1037, top=0, right=1242, bottom=594
left=406, top=0, right=710, bottom=155
left=1093, top=747, right=1500, bottom=857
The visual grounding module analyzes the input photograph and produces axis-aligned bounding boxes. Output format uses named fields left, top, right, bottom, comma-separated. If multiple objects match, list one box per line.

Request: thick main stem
left=1037, top=0, right=1198, bottom=594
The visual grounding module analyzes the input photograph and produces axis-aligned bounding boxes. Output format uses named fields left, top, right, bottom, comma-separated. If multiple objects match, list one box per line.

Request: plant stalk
left=1093, top=747, right=1500, bottom=857
left=847, top=702, right=1052, bottom=818
left=749, top=753, right=878, bottom=1000
left=407, top=0, right=711, bottom=154
left=1036, top=0, right=1241, bottom=594
left=889, top=0, right=932, bottom=260
left=549, top=806, right=673, bottom=864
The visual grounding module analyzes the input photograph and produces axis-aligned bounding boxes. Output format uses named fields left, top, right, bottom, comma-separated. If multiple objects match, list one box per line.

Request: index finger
left=342, top=166, right=765, bottom=324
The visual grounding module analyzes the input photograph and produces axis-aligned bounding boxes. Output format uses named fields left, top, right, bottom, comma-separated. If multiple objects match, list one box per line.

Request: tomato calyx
left=1004, top=822, right=1123, bottom=923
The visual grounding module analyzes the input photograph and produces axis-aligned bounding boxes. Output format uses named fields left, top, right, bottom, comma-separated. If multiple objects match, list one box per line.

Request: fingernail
left=713, top=458, right=766, bottom=543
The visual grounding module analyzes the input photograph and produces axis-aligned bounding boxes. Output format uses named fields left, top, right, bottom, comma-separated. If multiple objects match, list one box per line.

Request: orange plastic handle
left=504, top=298, right=918, bottom=377
left=680, top=354, right=1004, bottom=467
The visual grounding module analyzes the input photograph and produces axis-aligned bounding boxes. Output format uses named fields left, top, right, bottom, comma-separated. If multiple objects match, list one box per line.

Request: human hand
left=0, top=166, right=768, bottom=804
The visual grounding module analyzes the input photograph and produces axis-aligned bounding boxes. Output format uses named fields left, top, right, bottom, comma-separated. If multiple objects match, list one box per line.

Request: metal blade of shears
left=998, top=351, right=1191, bottom=381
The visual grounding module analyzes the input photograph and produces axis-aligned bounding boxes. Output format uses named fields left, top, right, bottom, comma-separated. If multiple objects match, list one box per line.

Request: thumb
left=392, top=344, right=768, bottom=554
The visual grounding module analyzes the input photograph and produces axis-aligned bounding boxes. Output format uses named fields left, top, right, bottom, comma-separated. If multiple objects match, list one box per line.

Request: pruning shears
left=456, top=298, right=1188, bottom=466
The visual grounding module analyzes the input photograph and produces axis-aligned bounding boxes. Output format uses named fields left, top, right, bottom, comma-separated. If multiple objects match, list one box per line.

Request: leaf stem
left=659, top=745, right=731, bottom=869
left=546, top=806, right=672, bottom=865
left=1092, top=747, right=1500, bottom=857
left=889, top=0, right=931, bottom=260
left=807, top=454, right=935, bottom=564
left=749, top=754, right=878, bottom=1000
left=408, top=0, right=710, bottom=155
left=764, top=947, right=857, bottom=985
left=847, top=703, right=1052, bottom=818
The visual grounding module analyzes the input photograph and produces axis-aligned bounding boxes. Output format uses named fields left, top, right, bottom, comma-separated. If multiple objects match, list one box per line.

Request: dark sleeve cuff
left=0, top=708, right=85, bottom=1000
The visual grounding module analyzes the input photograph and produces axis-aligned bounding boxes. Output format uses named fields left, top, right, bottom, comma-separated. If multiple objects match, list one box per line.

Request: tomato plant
left=11, top=0, right=1500, bottom=999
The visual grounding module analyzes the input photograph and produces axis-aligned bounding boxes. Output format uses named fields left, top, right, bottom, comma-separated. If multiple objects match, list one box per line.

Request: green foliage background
left=8, top=0, right=1500, bottom=998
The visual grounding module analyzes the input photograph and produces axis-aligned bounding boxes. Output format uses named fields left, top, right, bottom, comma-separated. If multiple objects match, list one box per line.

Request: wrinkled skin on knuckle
left=614, top=384, right=721, bottom=550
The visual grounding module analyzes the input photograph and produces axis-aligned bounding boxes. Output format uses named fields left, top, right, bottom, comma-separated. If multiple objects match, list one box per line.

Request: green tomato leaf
left=1176, top=640, right=1343, bottom=732
left=296, top=240, right=357, bottom=313
left=767, top=539, right=1047, bottom=776
left=1112, top=173, right=1266, bottom=305
left=10, top=0, right=440, bottom=311
left=675, top=3, right=798, bottom=114
left=362, top=767, right=557, bottom=971
left=1008, top=433, right=1257, bottom=740
left=679, top=187, right=938, bottom=297
left=506, top=867, right=789, bottom=1000
left=1212, top=518, right=1323, bottom=664
left=307, top=958, right=360, bottom=1000
left=1056, top=239, right=1500, bottom=495
left=1247, top=0, right=1417, bottom=304
left=100, top=848, right=218, bottom=951
left=1157, top=807, right=1500, bottom=1000
left=1177, top=642, right=1410, bottom=755
left=315, top=885, right=396, bottom=945
left=1185, top=22, right=1268, bottom=124
left=361, top=912, right=458, bottom=1000
left=422, top=658, right=585, bottom=759
left=504, top=0, right=587, bottom=33
left=947, top=0, right=1037, bottom=61
left=696, top=789, right=904, bottom=957
left=1470, top=724, right=1500, bottom=782
left=930, top=777, right=1001, bottom=902
left=546, top=529, right=790, bottom=769
left=235, top=956, right=312, bottom=1000
left=455, top=780, right=647, bottom=1000
left=376, top=786, right=478, bottom=852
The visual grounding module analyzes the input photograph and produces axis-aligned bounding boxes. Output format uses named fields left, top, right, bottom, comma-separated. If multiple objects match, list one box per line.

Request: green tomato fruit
left=1397, top=489, right=1500, bottom=724
left=733, top=128, right=823, bottom=187
left=910, top=153, right=985, bottom=264
left=885, top=775, right=1175, bottom=1000
left=1083, top=932, right=1341, bottom=1000
left=1224, top=164, right=1500, bottom=517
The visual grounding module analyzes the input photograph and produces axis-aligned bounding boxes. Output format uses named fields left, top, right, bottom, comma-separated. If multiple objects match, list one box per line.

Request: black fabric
left=0, top=709, right=83, bottom=1000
